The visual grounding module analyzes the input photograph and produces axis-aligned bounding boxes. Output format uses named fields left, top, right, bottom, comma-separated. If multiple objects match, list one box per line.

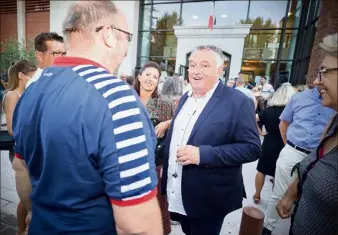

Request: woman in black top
left=253, top=83, right=296, bottom=203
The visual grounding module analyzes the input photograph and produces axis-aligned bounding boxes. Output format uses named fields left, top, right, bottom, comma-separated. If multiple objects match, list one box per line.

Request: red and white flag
left=208, top=1, right=215, bottom=30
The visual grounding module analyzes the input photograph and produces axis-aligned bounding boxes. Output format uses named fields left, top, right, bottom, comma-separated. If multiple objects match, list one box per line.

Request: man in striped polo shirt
left=11, top=1, right=162, bottom=234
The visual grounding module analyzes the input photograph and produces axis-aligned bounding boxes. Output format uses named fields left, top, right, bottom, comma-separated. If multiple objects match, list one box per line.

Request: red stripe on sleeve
left=14, top=153, right=24, bottom=159
left=110, top=188, right=157, bottom=207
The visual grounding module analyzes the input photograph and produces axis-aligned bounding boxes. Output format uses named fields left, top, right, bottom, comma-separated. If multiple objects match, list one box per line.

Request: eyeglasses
left=96, top=25, right=133, bottom=43
left=42, top=50, right=67, bottom=58
left=316, top=67, right=338, bottom=82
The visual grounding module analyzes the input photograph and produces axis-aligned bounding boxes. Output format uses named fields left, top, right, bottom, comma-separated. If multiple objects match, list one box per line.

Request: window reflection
left=150, top=31, right=177, bottom=57
left=140, top=5, right=151, bottom=31
left=214, top=1, right=249, bottom=25
left=138, top=32, right=150, bottom=57
left=152, top=3, right=180, bottom=30
left=249, top=1, right=288, bottom=28
left=286, top=0, right=302, bottom=28
left=281, top=30, right=298, bottom=60
left=243, top=30, right=282, bottom=60
left=181, top=1, right=212, bottom=26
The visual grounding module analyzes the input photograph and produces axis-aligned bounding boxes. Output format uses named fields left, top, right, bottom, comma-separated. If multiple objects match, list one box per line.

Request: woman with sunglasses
left=2, top=60, right=37, bottom=235
left=277, top=33, right=337, bottom=235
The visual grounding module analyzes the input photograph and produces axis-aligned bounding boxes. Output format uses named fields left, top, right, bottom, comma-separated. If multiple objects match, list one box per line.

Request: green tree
left=0, top=40, right=36, bottom=73
left=151, top=10, right=180, bottom=57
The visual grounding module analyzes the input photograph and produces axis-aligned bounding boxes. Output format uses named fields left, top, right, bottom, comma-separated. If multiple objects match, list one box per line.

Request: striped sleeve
left=73, top=65, right=157, bottom=206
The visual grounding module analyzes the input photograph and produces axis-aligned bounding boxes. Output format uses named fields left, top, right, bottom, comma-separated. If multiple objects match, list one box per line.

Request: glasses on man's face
left=316, top=66, right=338, bottom=82
left=43, top=50, right=66, bottom=58
left=96, top=25, right=133, bottom=43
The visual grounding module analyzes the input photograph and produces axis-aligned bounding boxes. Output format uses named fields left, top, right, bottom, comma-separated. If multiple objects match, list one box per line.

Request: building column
left=17, top=0, right=25, bottom=44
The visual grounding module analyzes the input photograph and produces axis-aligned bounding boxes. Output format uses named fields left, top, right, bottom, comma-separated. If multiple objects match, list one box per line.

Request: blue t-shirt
left=13, top=57, right=158, bottom=234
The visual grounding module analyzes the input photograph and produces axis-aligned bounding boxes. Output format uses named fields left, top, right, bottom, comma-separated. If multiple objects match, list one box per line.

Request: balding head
left=62, top=1, right=131, bottom=74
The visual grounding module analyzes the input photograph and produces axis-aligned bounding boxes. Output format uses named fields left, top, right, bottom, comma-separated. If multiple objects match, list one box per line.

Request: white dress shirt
left=167, top=81, right=219, bottom=215
left=261, top=83, right=274, bottom=99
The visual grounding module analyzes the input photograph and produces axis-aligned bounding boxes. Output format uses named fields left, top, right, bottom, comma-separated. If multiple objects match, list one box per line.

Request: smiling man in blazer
left=161, top=45, right=261, bottom=235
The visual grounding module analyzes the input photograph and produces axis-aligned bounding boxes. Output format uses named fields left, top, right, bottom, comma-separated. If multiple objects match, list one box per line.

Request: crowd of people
left=0, top=1, right=337, bottom=235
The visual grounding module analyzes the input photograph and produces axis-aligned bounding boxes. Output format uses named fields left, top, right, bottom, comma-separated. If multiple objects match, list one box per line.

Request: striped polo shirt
left=12, top=57, right=158, bottom=234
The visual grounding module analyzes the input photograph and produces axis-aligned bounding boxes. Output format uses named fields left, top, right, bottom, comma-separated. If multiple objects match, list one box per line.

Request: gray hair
left=269, top=82, right=296, bottom=107
left=62, top=1, right=118, bottom=40
left=236, top=78, right=245, bottom=86
left=190, top=45, right=225, bottom=68
left=320, top=33, right=338, bottom=57
left=161, top=76, right=183, bottom=97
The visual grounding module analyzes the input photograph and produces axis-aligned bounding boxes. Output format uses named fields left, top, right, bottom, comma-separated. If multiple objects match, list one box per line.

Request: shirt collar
left=53, top=57, right=108, bottom=71
left=188, top=80, right=220, bottom=97
left=311, top=86, right=321, bottom=101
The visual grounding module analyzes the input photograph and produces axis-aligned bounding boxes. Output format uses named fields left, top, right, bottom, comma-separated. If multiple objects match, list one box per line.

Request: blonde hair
left=295, top=85, right=309, bottom=92
left=269, top=82, right=296, bottom=106
left=320, top=33, right=338, bottom=57
left=7, top=60, right=37, bottom=91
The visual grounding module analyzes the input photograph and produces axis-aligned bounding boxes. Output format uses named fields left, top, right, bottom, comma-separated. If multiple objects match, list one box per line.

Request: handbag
left=150, top=118, right=167, bottom=166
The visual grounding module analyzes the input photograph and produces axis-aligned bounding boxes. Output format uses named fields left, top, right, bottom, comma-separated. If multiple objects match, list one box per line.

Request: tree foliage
left=0, top=40, right=36, bottom=73
left=151, top=10, right=180, bottom=57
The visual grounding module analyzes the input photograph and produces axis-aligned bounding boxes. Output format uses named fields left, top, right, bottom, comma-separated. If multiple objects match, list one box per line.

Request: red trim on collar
left=53, top=57, right=108, bottom=70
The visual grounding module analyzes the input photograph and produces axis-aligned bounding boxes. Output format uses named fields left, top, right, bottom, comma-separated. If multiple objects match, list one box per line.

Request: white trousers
left=263, top=144, right=308, bottom=231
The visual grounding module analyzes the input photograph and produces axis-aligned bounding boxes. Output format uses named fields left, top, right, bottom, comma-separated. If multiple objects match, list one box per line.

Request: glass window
left=181, top=1, right=213, bottom=27
left=153, top=0, right=181, bottom=3
left=214, top=1, right=249, bottom=25
left=141, top=0, right=152, bottom=4
left=248, top=1, right=288, bottom=28
left=150, top=31, right=177, bottom=57
left=150, top=57, right=176, bottom=77
left=286, top=0, right=302, bottom=28
left=138, top=32, right=151, bottom=57
left=137, top=57, right=150, bottom=68
left=243, top=30, right=282, bottom=60
left=140, top=5, right=151, bottom=31
left=241, top=60, right=278, bottom=84
left=281, top=30, right=298, bottom=60
left=152, top=3, right=181, bottom=30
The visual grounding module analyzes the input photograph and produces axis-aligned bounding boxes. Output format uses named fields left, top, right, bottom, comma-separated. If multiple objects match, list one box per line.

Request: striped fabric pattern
left=72, top=65, right=155, bottom=203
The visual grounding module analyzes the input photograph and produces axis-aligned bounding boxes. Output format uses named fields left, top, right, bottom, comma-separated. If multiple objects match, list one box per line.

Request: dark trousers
left=170, top=212, right=224, bottom=235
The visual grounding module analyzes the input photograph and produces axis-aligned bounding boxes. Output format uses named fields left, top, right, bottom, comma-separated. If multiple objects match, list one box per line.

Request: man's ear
left=217, top=66, right=223, bottom=77
left=35, top=51, right=43, bottom=63
left=102, top=26, right=117, bottom=49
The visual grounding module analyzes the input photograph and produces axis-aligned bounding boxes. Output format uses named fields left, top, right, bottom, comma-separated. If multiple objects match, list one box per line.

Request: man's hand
left=155, top=121, right=170, bottom=138
left=177, top=145, right=200, bottom=166
left=276, top=196, right=294, bottom=219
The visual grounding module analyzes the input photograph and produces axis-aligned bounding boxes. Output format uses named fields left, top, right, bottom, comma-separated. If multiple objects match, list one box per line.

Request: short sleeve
left=279, top=95, right=295, bottom=123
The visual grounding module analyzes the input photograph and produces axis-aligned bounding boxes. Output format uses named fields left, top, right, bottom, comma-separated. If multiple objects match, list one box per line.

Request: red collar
left=53, top=57, right=108, bottom=70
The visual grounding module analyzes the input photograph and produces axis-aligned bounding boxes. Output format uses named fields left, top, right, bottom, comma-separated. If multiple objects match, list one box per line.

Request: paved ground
left=1, top=149, right=290, bottom=235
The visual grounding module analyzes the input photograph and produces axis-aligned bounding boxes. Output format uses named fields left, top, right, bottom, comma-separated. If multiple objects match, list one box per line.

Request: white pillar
left=50, top=1, right=75, bottom=35
left=17, top=0, right=25, bottom=44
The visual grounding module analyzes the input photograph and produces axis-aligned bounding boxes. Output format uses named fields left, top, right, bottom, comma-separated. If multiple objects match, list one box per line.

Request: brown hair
left=7, top=60, right=37, bottom=91
left=134, top=61, right=161, bottom=99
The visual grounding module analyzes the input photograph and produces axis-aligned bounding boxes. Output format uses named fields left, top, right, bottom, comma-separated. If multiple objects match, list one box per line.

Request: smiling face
left=314, top=55, right=338, bottom=111
left=188, top=49, right=223, bottom=96
left=138, top=67, right=160, bottom=94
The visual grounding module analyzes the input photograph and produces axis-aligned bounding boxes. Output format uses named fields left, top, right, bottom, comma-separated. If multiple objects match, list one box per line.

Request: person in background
left=161, top=75, right=183, bottom=104
left=12, top=2, right=162, bottom=234
left=235, top=77, right=257, bottom=109
left=25, top=32, right=65, bottom=89
left=295, top=84, right=309, bottom=92
left=162, top=45, right=261, bottom=235
left=262, top=66, right=335, bottom=234
left=3, top=60, right=37, bottom=235
left=253, top=83, right=296, bottom=204
left=134, top=61, right=176, bottom=235
left=119, top=72, right=128, bottom=82
left=183, top=78, right=192, bottom=94
left=125, top=75, right=134, bottom=86
left=226, top=78, right=235, bottom=88
left=0, top=72, right=8, bottom=113
left=277, top=33, right=338, bottom=235
left=256, top=76, right=275, bottom=111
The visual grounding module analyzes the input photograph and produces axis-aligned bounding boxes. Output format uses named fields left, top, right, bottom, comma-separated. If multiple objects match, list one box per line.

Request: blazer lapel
left=187, top=82, right=223, bottom=143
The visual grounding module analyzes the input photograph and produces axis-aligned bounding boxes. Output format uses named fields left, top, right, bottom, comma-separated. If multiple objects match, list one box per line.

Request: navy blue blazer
left=161, top=82, right=261, bottom=217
